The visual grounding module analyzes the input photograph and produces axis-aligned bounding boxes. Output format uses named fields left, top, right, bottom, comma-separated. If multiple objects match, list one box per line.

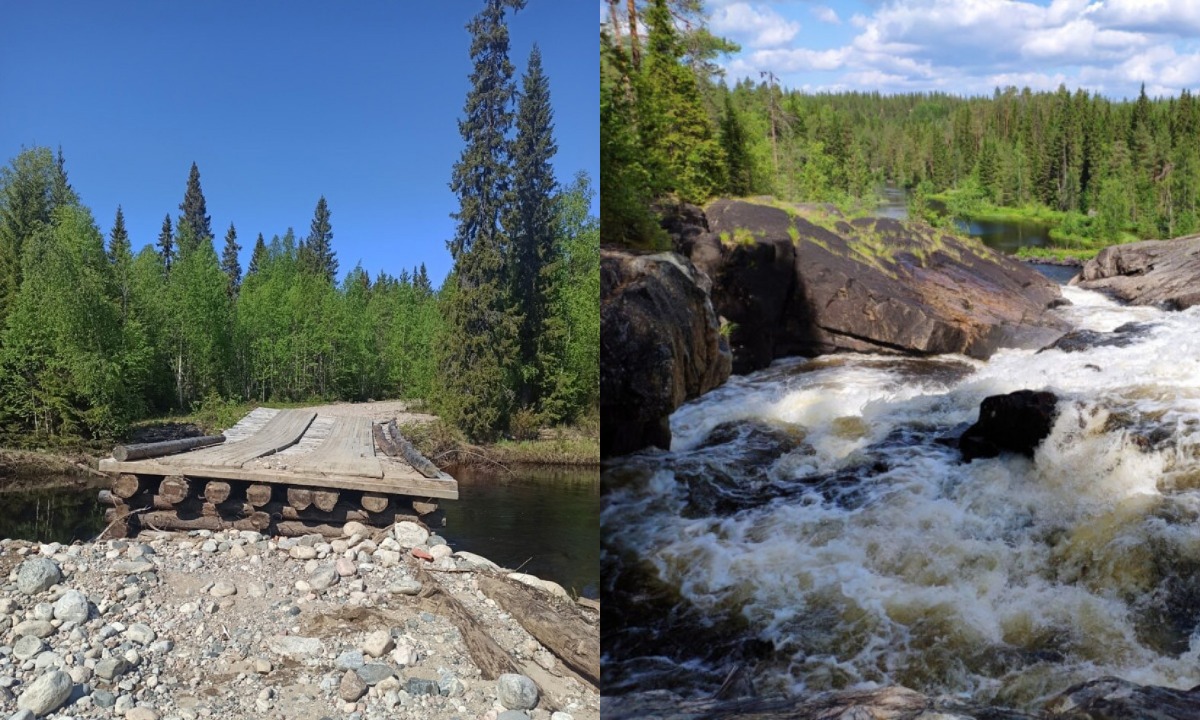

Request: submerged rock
left=1039, top=322, right=1156, bottom=353
left=1046, top=676, right=1200, bottom=719
left=960, top=390, right=1059, bottom=461
left=675, top=199, right=1069, bottom=373
left=1074, top=235, right=1200, bottom=309
left=601, top=249, right=732, bottom=457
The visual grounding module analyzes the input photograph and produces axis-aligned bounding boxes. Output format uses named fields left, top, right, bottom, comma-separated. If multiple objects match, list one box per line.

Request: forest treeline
left=0, top=3, right=597, bottom=444
left=603, top=0, right=1200, bottom=247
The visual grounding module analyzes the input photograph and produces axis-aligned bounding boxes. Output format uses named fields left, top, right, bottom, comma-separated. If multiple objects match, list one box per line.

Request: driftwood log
left=418, top=568, right=521, bottom=680
left=387, top=420, right=444, bottom=478
left=112, top=435, right=224, bottom=462
left=478, top=575, right=599, bottom=688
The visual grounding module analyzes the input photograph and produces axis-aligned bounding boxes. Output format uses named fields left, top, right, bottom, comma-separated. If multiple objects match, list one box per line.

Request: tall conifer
left=221, top=222, right=241, bottom=298
left=157, top=214, right=174, bottom=276
left=178, top=162, right=212, bottom=256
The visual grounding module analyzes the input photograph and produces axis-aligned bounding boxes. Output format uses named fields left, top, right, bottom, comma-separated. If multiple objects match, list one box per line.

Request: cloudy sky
left=688, top=0, right=1200, bottom=98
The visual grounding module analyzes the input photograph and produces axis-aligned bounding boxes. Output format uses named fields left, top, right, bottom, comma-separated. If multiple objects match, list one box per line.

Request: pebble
left=391, top=643, right=417, bottom=666
left=342, top=521, right=369, bottom=538
left=210, top=580, right=237, bottom=598
left=335, top=557, right=357, bottom=577
left=429, top=543, right=454, bottom=560
left=13, top=620, right=54, bottom=639
left=497, top=673, right=540, bottom=710
left=266, top=635, right=323, bottom=659
left=95, top=657, right=130, bottom=681
left=16, top=558, right=62, bottom=595
left=362, top=629, right=394, bottom=658
left=127, top=623, right=157, bottom=644
left=356, top=663, right=395, bottom=686
left=392, top=521, right=430, bottom=547
left=339, top=670, right=368, bottom=702
left=13, top=636, right=44, bottom=661
left=309, top=565, right=339, bottom=591
left=126, top=707, right=160, bottom=720
left=289, top=545, right=317, bottom=560
left=255, top=657, right=273, bottom=673
left=406, top=677, right=439, bottom=696
left=336, top=649, right=366, bottom=670
left=110, top=559, right=155, bottom=574
left=498, top=712, right=531, bottom=720
left=389, top=579, right=423, bottom=596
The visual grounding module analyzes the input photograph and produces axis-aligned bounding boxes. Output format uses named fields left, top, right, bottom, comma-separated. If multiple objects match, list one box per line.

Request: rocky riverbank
left=0, top=522, right=598, bottom=720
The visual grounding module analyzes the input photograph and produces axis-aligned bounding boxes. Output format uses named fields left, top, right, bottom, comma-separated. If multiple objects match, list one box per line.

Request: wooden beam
left=159, top=476, right=190, bottom=504
left=246, top=484, right=273, bottom=507
left=113, top=473, right=145, bottom=499
left=361, top=493, right=390, bottom=513
left=477, top=575, right=599, bottom=689
left=204, top=481, right=232, bottom=504
left=418, top=568, right=523, bottom=681
left=312, top=490, right=339, bottom=512
left=113, top=435, right=224, bottom=462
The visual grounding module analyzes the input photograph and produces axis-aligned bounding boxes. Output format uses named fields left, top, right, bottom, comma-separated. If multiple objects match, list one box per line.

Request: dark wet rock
left=1039, top=321, right=1156, bottom=353
left=683, top=199, right=1068, bottom=374
left=601, top=249, right=732, bottom=457
left=1045, top=676, right=1200, bottom=719
left=679, top=421, right=817, bottom=516
left=1074, top=235, right=1200, bottom=309
left=960, top=390, right=1059, bottom=461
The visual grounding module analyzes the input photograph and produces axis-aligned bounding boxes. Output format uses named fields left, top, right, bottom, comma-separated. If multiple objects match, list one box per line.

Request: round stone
left=53, top=589, right=89, bottom=623
left=392, top=521, right=429, bottom=548
left=309, top=565, right=338, bottom=591
left=17, top=670, right=72, bottom=716
left=210, top=580, right=237, bottom=597
left=13, top=635, right=44, bottom=660
left=334, top=557, right=357, bottom=577
left=497, top=673, right=539, bottom=710
left=126, top=706, right=160, bottom=720
left=16, top=558, right=62, bottom=595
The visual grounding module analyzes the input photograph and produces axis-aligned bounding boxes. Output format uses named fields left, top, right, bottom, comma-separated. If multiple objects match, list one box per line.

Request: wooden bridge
left=98, top=408, right=457, bottom=537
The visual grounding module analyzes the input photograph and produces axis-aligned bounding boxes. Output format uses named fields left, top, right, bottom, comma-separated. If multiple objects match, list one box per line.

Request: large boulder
left=673, top=199, right=1069, bottom=374
left=1074, top=235, right=1200, bottom=308
left=601, top=249, right=732, bottom=457
left=959, top=390, right=1059, bottom=461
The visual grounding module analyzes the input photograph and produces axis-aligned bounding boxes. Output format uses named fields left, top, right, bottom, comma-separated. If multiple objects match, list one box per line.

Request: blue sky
left=629, top=0, right=1200, bottom=100
left=1, top=2, right=598, bottom=287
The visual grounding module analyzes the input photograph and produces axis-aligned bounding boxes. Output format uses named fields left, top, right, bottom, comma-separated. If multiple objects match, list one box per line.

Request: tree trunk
left=626, top=0, right=640, bottom=69
left=113, top=435, right=224, bottom=462
left=113, top=473, right=145, bottom=499
left=159, top=476, right=190, bottom=504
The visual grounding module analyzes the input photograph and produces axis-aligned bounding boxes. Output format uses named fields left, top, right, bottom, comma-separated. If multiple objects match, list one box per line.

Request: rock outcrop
left=959, top=389, right=1059, bottom=461
left=668, top=199, right=1069, bottom=374
left=1073, top=235, right=1200, bottom=309
left=601, top=249, right=732, bottom=457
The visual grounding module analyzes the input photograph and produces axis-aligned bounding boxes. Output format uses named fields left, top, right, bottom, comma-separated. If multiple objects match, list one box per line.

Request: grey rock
left=52, top=589, right=89, bottom=623
left=95, top=657, right=130, bottom=681
left=13, top=620, right=54, bottom=639
left=309, top=565, right=338, bottom=591
left=498, top=712, right=531, bottom=720
left=16, top=670, right=72, bottom=716
left=406, top=677, right=439, bottom=696
left=392, top=521, right=429, bottom=547
left=439, top=672, right=465, bottom=698
left=12, top=636, right=44, bottom=661
left=389, top=579, right=423, bottom=596
left=338, top=670, right=367, bottom=702
left=32, top=603, right=54, bottom=621
left=355, top=663, right=394, bottom=686
left=266, top=635, right=323, bottom=659
left=361, top=629, right=393, bottom=658
left=335, top=649, right=365, bottom=671
left=92, top=689, right=116, bottom=708
left=110, top=560, right=154, bottom=574
left=497, top=673, right=539, bottom=710
left=16, top=558, right=61, bottom=595
left=209, top=580, right=236, bottom=597
left=126, top=623, right=156, bottom=644
left=200, top=540, right=218, bottom=553
left=9, top=708, right=35, bottom=720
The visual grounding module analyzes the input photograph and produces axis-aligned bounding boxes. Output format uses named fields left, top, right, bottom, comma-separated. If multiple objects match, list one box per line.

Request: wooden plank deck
left=160, top=409, right=316, bottom=468
left=99, top=407, right=458, bottom=500
left=291, top=416, right=382, bottom=478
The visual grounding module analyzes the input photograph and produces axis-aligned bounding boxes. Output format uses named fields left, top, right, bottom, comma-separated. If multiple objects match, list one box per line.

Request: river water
left=877, top=186, right=1056, bottom=256
left=0, top=465, right=599, bottom=600
left=602, top=285, right=1200, bottom=710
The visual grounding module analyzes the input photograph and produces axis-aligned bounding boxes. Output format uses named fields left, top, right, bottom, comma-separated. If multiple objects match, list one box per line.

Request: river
left=602, top=282, right=1200, bottom=710
left=0, top=464, right=599, bottom=599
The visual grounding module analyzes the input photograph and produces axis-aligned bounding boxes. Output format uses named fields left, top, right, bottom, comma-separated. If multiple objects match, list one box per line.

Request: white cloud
left=729, top=46, right=849, bottom=74
left=1087, top=0, right=1200, bottom=36
left=711, top=3, right=802, bottom=48
left=811, top=5, right=840, bottom=25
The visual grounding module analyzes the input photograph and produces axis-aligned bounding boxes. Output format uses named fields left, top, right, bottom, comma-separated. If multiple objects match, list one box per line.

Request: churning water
left=601, top=286, right=1200, bottom=710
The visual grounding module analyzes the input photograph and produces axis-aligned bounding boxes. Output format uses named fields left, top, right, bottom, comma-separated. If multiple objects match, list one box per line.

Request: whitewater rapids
left=601, top=286, right=1200, bottom=709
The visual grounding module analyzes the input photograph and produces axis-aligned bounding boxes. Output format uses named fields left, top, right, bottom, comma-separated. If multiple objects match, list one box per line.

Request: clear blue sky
left=1, top=1, right=598, bottom=287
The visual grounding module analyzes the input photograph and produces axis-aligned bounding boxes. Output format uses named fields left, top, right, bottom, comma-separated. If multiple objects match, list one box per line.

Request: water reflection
left=0, top=477, right=107, bottom=544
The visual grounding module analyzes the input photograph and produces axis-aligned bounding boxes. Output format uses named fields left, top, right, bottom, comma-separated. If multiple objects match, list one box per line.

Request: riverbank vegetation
left=603, top=1, right=1198, bottom=257
left=0, top=1, right=597, bottom=451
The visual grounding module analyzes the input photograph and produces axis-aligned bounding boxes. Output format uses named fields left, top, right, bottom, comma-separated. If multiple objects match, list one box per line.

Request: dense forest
left=602, top=0, right=1200, bottom=250
left=0, top=1, right=597, bottom=444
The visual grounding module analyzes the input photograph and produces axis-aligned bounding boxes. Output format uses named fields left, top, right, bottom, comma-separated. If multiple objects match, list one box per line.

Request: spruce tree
left=157, top=214, right=174, bottom=276
left=302, top=196, right=337, bottom=282
left=438, top=0, right=524, bottom=441
left=221, top=222, right=242, bottom=298
left=109, top=206, right=133, bottom=317
left=720, top=94, right=752, bottom=196
left=247, top=232, right=267, bottom=276
left=0, top=147, right=75, bottom=323
left=178, top=162, right=212, bottom=256
left=52, top=146, right=79, bottom=209
left=507, top=44, right=560, bottom=411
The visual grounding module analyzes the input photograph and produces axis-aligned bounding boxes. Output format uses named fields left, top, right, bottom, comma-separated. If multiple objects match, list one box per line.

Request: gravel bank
left=0, top=522, right=598, bottom=720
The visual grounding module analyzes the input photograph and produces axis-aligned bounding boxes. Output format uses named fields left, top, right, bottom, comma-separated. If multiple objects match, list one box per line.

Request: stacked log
left=98, top=475, right=426, bottom=538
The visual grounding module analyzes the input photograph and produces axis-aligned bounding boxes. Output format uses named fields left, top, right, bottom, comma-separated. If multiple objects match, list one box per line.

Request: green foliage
left=220, top=222, right=241, bottom=298
left=178, top=162, right=212, bottom=252
left=300, top=196, right=337, bottom=283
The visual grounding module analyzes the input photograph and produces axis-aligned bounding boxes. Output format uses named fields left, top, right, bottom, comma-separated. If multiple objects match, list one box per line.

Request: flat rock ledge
left=0, top=523, right=598, bottom=720
left=1074, top=234, right=1200, bottom=309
